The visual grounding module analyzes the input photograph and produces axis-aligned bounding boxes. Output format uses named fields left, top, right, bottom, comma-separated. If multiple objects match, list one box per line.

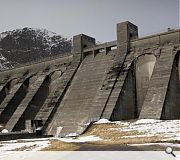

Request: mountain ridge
left=0, top=27, right=72, bottom=70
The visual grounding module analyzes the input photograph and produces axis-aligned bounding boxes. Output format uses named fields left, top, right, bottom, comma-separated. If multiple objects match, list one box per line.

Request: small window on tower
left=130, top=33, right=133, bottom=38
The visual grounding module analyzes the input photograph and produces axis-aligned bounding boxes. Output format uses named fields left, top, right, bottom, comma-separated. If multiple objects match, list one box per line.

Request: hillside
left=0, top=28, right=72, bottom=70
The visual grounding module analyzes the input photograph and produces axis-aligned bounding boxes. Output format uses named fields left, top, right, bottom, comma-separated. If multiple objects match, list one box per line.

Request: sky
left=0, top=0, right=179, bottom=42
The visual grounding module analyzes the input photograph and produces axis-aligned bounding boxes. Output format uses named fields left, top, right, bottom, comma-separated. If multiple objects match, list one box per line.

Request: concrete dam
left=0, top=21, right=179, bottom=137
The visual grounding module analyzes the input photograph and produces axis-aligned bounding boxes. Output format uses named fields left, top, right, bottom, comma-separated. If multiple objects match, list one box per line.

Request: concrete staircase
left=86, top=50, right=131, bottom=122
left=139, top=46, right=175, bottom=119
left=101, top=53, right=134, bottom=119
left=47, top=51, right=120, bottom=137
left=5, top=74, right=47, bottom=131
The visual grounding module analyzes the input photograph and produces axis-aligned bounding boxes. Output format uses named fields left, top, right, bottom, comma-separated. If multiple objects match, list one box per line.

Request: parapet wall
left=83, top=29, right=180, bottom=54
left=0, top=54, right=73, bottom=84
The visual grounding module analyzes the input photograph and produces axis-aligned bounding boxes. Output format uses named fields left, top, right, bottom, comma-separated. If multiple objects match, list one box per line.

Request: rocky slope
left=0, top=28, right=72, bottom=70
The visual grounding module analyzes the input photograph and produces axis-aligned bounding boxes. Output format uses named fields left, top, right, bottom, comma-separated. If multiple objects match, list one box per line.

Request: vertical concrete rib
left=0, top=79, right=13, bottom=105
left=5, top=73, right=49, bottom=132
left=101, top=21, right=138, bottom=120
left=39, top=54, right=81, bottom=134
left=161, top=51, right=180, bottom=119
left=139, top=46, right=175, bottom=119
left=0, top=78, right=30, bottom=125
left=101, top=53, right=134, bottom=119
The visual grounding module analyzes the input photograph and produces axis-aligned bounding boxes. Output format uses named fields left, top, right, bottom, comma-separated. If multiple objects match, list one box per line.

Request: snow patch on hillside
left=0, top=53, right=11, bottom=70
left=0, top=32, right=8, bottom=40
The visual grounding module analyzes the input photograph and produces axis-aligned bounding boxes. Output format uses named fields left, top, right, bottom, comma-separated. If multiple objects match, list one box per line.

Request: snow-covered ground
left=95, top=119, right=111, bottom=124
left=0, top=119, right=179, bottom=151
left=59, top=135, right=102, bottom=143
left=0, top=139, right=50, bottom=151
left=129, top=143, right=180, bottom=148
left=95, top=119, right=180, bottom=141
left=0, top=135, right=102, bottom=151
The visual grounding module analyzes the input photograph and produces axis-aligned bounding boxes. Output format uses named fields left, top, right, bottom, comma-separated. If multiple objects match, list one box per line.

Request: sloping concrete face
left=110, top=62, right=137, bottom=120
left=47, top=51, right=116, bottom=136
left=161, top=52, right=180, bottom=119
left=139, top=47, right=178, bottom=119
left=0, top=21, right=179, bottom=137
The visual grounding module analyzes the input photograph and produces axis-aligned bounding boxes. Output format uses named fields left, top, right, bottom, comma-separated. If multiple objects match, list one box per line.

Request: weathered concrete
left=5, top=73, right=50, bottom=132
left=47, top=52, right=114, bottom=136
left=139, top=46, right=177, bottom=119
left=35, top=54, right=81, bottom=133
left=101, top=51, right=134, bottom=119
left=109, top=62, right=137, bottom=120
left=100, top=22, right=138, bottom=120
left=161, top=52, right=180, bottom=119
left=0, top=21, right=179, bottom=137
left=0, top=78, right=30, bottom=124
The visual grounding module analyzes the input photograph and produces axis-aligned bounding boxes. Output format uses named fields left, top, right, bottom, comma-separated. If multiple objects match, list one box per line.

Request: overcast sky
left=0, top=0, right=179, bottom=42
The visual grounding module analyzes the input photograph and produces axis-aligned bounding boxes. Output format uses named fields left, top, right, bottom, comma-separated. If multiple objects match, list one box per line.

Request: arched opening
left=136, top=54, right=156, bottom=116
left=12, top=70, right=62, bottom=131
left=12, top=75, right=51, bottom=131
left=0, top=79, right=16, bottom=105
left=0, top=76, right=31, bottom=125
